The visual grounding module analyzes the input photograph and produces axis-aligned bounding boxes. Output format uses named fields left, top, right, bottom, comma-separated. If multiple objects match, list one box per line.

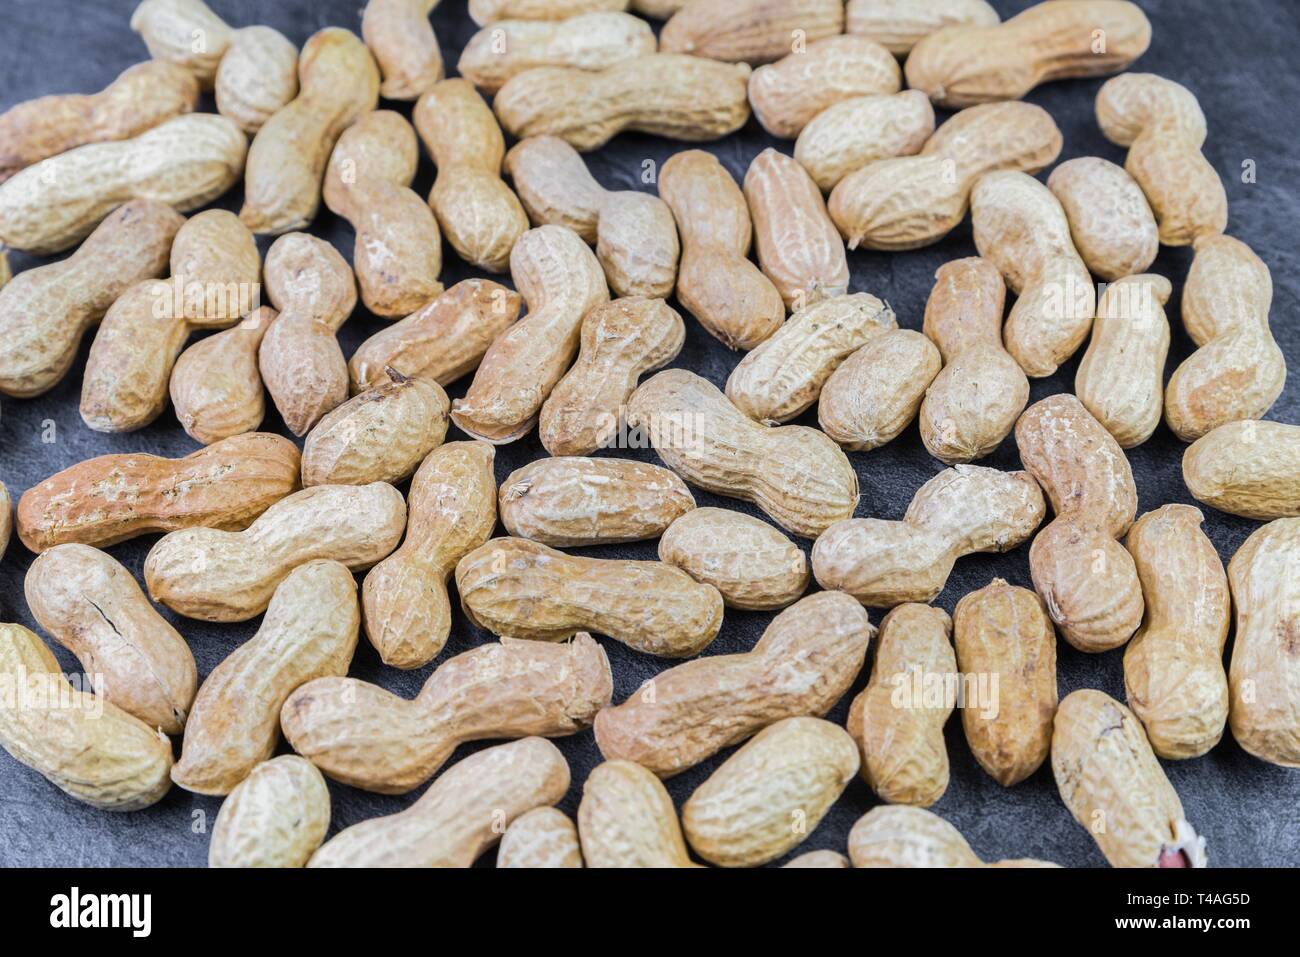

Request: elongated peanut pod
left=849, top=805, right=1059, bottom=868
left=362, top=0, right=444, bottom=101
left=578, top=760, right=700, bottom=868
left=658, top=508, right=808, bottom=610
left=498, top=808, right=583, bottom=868
left=171, top=307, right=278, bottom=445
left=215, top=26, right=299, bottom=133
left=209, top=756, right=330, bottom=868
left=1183, top=421, right=1300, bottom=521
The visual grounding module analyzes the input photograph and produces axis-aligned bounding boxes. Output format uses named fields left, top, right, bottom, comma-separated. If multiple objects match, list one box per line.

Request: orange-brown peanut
left=170, top=306, right=278, bottom=444
left=660, top=0, right=843, bottom=66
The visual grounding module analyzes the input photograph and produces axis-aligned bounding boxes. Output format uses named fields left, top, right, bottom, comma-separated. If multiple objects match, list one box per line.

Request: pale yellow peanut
left=131, top=0, right=233, bottom=87
left=310, top=737, right=570, bottom=868
left=578, top=760, right=700, bottom=868
left=500, top=457, right=694, bottom=548
left=452, top=225, right=609, bottom=443
left=660, top=0, right=843, bottom=66
left=627, top=369, right=859, bottom=539
left=414, top=78, right=529, bottom=273
left=1053, top=689, right=1207, bottom=867
left=1183, top=421, right=1300, bottom=521
left=748, top=35, right=901, bottom=140
left=209, top=756, right=330, bottom=868
left=323, top=111, right=443, bottom=318
left=829, top=101, right=1062, bottom=251
left=905, top=0, right=1152, bottom=109
left=795, top=91, right=935, bottom=192
left=144, top=482, right=406, bottom=622
left=849, top=806, right=1059, bottom=867
left=917, top=257, right=1026, bottom=464
left=812, top=465, right=1045, bottom=607
left=659, top=150, right=783, bottom=350
left=0, top=623, right=173, bottom=811
left=17, top=432, right=301, bottom=553
left=784, top=850, right=850, bottom=868
left=845, top=0, right=1000, bottom=55
left=362, top=0, right=444, bottom=100
left=281, top=635, right=610, bottom=793
left=471, top=0, right=629, bottom=24
left=0, top=200, right=182, bottom=399
left=847, top=603, right=953, bottom=806
left=1047, top=156, right=1157, bottom=281
left=215, top=26, right=299, bottom=133
left=170, top=306, right=278, bottom=445
left=498, top=808, right=584, bottom=868
left=240, top=28, right=379, bottom=235
left=818, top=329, right=941, bottom=452
left=363, top=442, right=497, bottom=669
left=25, top=544, right=197, bottom=735
left=1227, top=518, right=1300, bottom=768
left=658, top=508, right=808, bottom=610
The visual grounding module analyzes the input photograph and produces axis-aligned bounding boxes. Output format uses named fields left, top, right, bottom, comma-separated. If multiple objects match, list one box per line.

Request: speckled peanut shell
left=578, top=760, right=700, bottom=868
left=17, top=432, right=301, bottom=553
left=1227, top=518, right=1300, bottom=768
left=281, top=634, right=611, bottom=793
left=627, top=369, right=859, bottom=538
left=682, top=717, right=858, bottom=867
left=309, top=737, right=570, bottom=868
left=25, top=544, right=197, bottom=735
left=794, top=90, right=935, bottom=192
left=812, top=465, right=1046, bottom=607
left=748, top=35, right=901, bottom=140
left=847, top=603, right=954, bottom=806
left=215, top=26, right=300, bottom=133
left=1047, top=157, right=1157, bottom=281
left=497, top=807, right=584, bottom=868
left=0, top=200, right=182, bottom=398
left=660, top=0, right=843, bottom=65
left=209, top=756, right=330, bottom=868
left=362, top=0, right=444, bottom=101
left=171, top=307, right=278, bottom=445
left=131, top=0, right=234, bottom=87
left=727, top=292, right=896, bottom=424
left=1052, top=689, right=1207, bottom=867
left=818, top=329, right=942, bottom=451
left=500, top=456, right=694, bottom=548
left=361, top=443, right=496, bottom=668
left=784, top=850, right=850, bottom=868
left=848, top=805, right=1060, bottom=867
left=0, top=623, right=173, bottom=812
left=471, top=0, right=628, bottom=25
left=1184, top=421, right=1300, bottom=521
left=845, top=0, right=1001, bottom=55
left=144, top=482, right=406, bottom=622
left=658, top=508, right=808, bottom=610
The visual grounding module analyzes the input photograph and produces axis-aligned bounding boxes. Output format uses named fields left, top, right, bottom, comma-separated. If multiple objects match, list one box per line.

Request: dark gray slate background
left=1, top=0, right=1297, bottom=868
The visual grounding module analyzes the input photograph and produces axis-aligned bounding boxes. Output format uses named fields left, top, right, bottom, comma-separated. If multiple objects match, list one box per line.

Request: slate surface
left=0, top=0, right=1297, bottom=868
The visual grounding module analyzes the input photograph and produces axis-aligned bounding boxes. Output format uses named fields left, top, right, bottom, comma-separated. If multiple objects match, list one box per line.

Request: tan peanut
left=1123, top=505, right=1229, bottom=760
left=1165, top=235, right=1285, bottom=442
left=80, top=209, right=262, bottom=433
left=460, top=12, right=656, bottom=94
left=0, top=483, right=10, bottom=557
left=301, top=368, right=449, bottom=487
left=829, top=101, right=1062, bottom=251
left=215, top=26, right=300, bottom=133
left=905, top=0, right=1151, bottom=109
left=144, top=482, right=406, bottom=623
left=239, top=28, right=379, bottom=235
left=658, top=508, right=808, bottom=610
left=170, top=306, right=278, bottom=444
left=784, top=850, right=850, bottom=868
left=971, top=171, right=1096, bottom=378
left=414, top=78, right=529, bottom=273
left=845, top=0, right=1000, bottom=55
left=25, top=545, right=197, bottom=735
left=17, top=432, right=301, bottom=553
left=131, top=0, right=233, bottom=87
left=848, top=806, right=1060, bottom=867
left=172, top=560, right=359, bottom=795
left=748, top=35, right=902, bottom=140
left=209, top=756, right=330, bottom=868
left=661, top=0, right=843, bottom=66
left=917, top=258, right=1026, bottom=464
left=1096, top=73, right=1227, bottom=246
left=0, top=622, right=173, bottom=811
left=498, top=808, right=584, bottom=868
left=812, top=465, right=1045, bottom=606
left=362, top=442, right=497, bottom=668
left=682, top=717, right=858, bottom=867
left=493, top=54, right=752, bottom=152
left=1184, top=421, right=1300, bottom=521
left=452, top=225, right=609, bottom=442
left=953, top=580, right=1057, bottom=786
left=1016, top=394, right=1143, bottom=653
left=500, top=456, right=694, bottom=548
left=1053, top=689, right=1207, bottom=867
left=0, top=200, right=182, bottom=398
left=846, top=603, right=953, bottom=806
left=323, top=111, right=443, bottom=318
left=1227, top=518, right=1300, bottom=768
left=726, top=293, right=896, bottom=424
left=1075, top=274, right=1171, bottom=449
left=309, top=737, right=570, bottom=868
left=659, top=150, right=783, bottom=350
left=457, top=537, right=724, bottom=656
left=471, top=0, right=629, bottom=24
left=282, top=635, right=611, bottom=793
left=505, top=137, right=680, bottom=299
left=795, top=91, right=935, bottom=192
left=597, top=591, right=872, bottom=775
left=259, top=232, right=358, bottom=436
left=0, top=60, right=198, bottom=182
left=348, top=279, right=521, bottom=393
left=1047, top=157, right=1157, bottom=281
left=362, top=0, right=444, bottom=100
left=578, top=760, right=700, bottom=868
left=819, top=330, right=942, bottom=452
left=0, top=113, right=246, bottom=255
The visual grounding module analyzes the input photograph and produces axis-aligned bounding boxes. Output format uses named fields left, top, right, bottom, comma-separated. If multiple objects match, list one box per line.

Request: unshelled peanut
left=658, top=508, right=808, bottom=610
left=471, top=0, right=629, bottom=24
left=0, top=483, right=10, bottom=557
left=1047, top=156, right=1157, bottom=281
left=170, top=306, right=278, bottom=444
left=209, top=756, right=330, bottom=868
left=362, top=0, right=444, bottom=100
left=819, top=330, right=942, bottom=452
left=1183, top=421, right=1300, bottom=521
left=578, top=760, right=700, bottom=868
left=784, top=850, right=850, bottom=868
left=660, top=0, right=843, bottom=66
left=131, top=0, right=233, bottom=87
left=845, top=0, right=1000, bottom=55
left=848, top=806, right=1059, bottom=867
left=215, top=26, right=299, bottom=133
left=794, top=91, right=935, bottom=192
left=497, top=808, right=583, bottom=868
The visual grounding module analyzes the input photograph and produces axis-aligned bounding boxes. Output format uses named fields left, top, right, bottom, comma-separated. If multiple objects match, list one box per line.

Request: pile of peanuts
left=0, top=0, right=1296, bottom=869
